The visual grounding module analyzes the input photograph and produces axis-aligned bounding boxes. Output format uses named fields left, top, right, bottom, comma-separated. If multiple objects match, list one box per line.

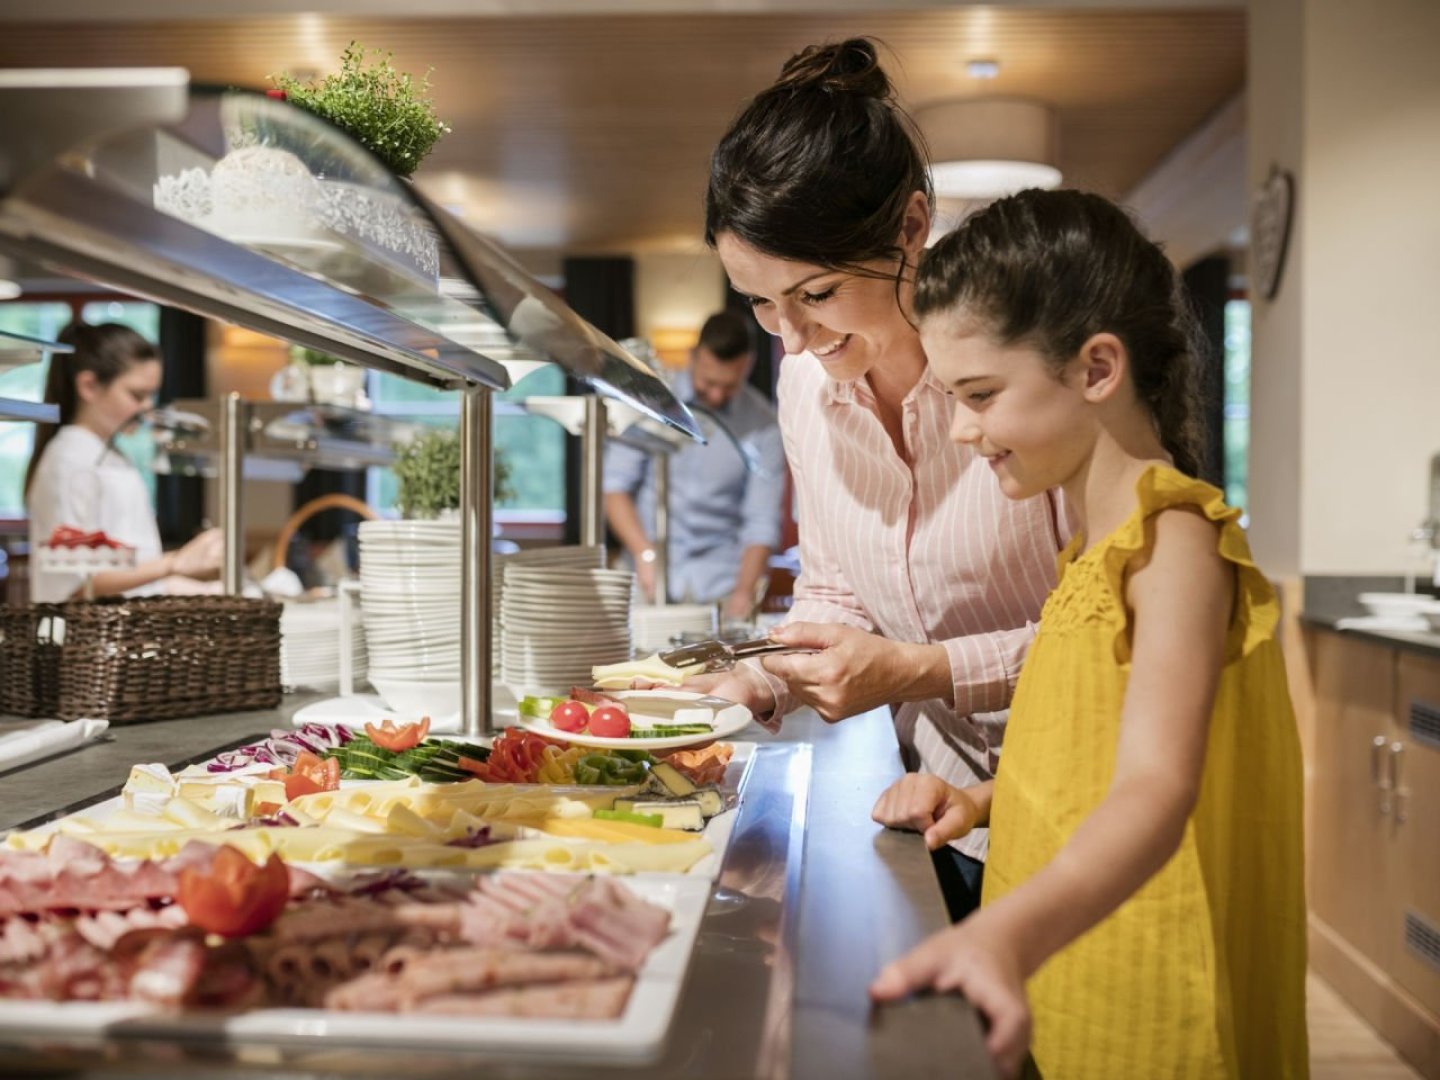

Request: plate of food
left=511, top=689, right=753, bottom=751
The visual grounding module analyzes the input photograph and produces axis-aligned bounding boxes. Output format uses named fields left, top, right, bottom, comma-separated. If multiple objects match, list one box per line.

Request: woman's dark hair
left=24, top=321, right=160, bottom=497
left=914, top=189, right=1209, bottom=478
left=705, top=37, right=932, bottom=289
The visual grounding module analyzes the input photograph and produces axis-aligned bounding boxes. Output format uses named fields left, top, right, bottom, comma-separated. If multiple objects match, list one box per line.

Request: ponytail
left=24, top=321, right=159, bottom=498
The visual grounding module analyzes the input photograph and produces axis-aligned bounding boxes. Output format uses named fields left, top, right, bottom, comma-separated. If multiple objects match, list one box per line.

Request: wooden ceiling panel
left=0, top=9, right=1245, bottom=256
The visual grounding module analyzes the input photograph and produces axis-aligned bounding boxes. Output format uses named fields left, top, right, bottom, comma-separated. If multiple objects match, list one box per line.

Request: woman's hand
left=168, top=527, right=224, bottom=580
left=872, top=775, right=983, bottom=850
left=759, top=622, right=949, bottom=721
left=869, top=913, right=1032, bottom=1079
left=678, top=667, right=775, bottom=719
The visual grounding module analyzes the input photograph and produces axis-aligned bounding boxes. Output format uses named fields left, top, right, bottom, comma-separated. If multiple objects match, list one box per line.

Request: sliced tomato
left=275, top=751, right=340, bottom=802
left=178, top=847, right=290, bottom=937
left=363, top=716, right=431, bottom=752
left=588, top=705, right=631, bottom=739
left=549, top=700, right=589, bottom=733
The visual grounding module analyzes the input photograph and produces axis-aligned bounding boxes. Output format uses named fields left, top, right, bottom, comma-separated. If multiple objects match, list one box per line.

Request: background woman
left=25, top=321, right=221, bottom=603
left=701, top=38, right=1066, bottom=916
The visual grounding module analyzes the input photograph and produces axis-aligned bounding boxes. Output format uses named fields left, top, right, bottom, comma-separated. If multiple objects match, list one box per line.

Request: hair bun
left=774, top=38, right=891, bottom=100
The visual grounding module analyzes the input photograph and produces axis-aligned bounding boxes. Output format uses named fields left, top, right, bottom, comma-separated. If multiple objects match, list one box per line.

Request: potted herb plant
left=391, top=427, right=513, bottom=520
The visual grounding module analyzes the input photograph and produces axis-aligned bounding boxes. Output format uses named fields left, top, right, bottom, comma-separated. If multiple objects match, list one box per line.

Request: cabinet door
left=1307, top=631, right=1398, bottom=968
left=1393, top=654, right=1440, bottom=1017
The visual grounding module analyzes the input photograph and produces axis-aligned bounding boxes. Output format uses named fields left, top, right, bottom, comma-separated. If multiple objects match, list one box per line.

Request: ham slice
left=412, top=976, right=634, bottom=1019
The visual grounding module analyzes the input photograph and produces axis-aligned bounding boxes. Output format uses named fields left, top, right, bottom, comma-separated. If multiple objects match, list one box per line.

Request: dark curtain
left=154, top=307, right=206, bottom=545
left=725, top=287, right=778, bottom=402
left=1181, top=255, right=1229, bottom=489
left=559, top=257, right=635, bottom=545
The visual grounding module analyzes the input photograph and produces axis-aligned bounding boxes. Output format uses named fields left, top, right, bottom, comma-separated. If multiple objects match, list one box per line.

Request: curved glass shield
left=0, top=74, right=702, bottom=441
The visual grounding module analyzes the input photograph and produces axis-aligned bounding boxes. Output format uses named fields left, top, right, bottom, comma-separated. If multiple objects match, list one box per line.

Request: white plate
left=511, top=690, right=753, bottom=750
left=0, top=874, right=712, bottom=1061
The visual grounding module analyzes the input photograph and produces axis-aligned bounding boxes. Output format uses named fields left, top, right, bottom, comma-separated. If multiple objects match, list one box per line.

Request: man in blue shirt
left=604, top=310, right=785, bottom=620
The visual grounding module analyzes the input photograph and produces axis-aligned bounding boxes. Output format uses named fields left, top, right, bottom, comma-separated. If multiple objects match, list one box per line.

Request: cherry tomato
left=588, top=705, right=631, bottom=739
left=178, top=847, right=290, bottom=937
left=549, top=700, right=590, bottom=733
left=364, top=716, right=431, bottom=752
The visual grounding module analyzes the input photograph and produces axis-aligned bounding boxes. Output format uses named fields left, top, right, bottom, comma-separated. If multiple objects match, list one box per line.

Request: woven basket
left=0, top=596, right=282, bottom=723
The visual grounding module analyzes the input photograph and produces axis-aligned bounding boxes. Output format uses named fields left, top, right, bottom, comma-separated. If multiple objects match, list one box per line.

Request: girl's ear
left=1077, top=332, right=1127, bottom=403
left=898, top=191, right=932, bottom=259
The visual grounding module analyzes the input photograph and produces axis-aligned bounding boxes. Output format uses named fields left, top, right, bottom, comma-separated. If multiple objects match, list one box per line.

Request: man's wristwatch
left=638, top=548, right=657, bottom=565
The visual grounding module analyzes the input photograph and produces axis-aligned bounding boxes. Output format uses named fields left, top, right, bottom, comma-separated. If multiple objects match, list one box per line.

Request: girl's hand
left=760, top=622, right=947, bottom=721
left=871, top=774, right=980, bottom=849
left=870, top=915, right=1032, bottom=1079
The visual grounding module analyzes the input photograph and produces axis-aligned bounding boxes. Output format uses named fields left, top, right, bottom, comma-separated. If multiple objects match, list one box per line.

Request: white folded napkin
left=0, top=718, right=110, bottom=774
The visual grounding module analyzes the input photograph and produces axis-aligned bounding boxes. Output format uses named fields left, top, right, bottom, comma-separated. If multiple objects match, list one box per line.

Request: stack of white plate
left=500, top=566, right=633, bottom=694
left=357, top=520, right=462, bottom=717
left=279, top=597, right=368, bottom=692
left=492, top=545, right=604, bottom=643
left=631, top=603, right=718, bottom=655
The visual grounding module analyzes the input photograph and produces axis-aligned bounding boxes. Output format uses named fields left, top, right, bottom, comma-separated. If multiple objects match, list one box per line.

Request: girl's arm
left=871, top=509, right=1233, bottom=1071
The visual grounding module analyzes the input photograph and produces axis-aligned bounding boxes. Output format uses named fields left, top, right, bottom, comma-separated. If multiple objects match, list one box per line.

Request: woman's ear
left=1077, top=332, right=1128, bottom=403
left=74, top=369, right=100, bottom=404
left=898, top=191, right=932, bottom=260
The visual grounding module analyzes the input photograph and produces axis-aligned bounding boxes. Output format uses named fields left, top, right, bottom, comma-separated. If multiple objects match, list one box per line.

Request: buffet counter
left=0, top=699, right=994, bottom=1079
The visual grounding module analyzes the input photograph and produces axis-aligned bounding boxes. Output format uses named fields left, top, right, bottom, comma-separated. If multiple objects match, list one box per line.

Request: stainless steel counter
left=0, top=700, right=994, bottom=1079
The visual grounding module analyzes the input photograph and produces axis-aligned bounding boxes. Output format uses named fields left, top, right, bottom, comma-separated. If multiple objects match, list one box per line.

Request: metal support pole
left=580, top=395, right=607, bottom=551
left=652, top=451, right=670, bottom=606
left=460, top=386, right=493, bottom=736
left=218, top=392, right=244, bottom=595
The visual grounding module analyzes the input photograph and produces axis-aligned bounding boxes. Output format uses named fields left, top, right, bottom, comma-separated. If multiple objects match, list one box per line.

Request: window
left=366, top=365, right=567, bottom=525
left=1223, top=298, right=1251, bottom=517
left=0, top=302, right=74, bottom=518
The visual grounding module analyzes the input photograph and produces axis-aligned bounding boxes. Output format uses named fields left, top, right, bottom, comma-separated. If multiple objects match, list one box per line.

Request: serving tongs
left=658, top=637, right=815, bottom=675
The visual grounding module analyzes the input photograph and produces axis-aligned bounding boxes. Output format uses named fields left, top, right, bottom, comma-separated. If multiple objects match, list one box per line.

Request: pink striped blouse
left=750, top=353, right=1066, bottom=859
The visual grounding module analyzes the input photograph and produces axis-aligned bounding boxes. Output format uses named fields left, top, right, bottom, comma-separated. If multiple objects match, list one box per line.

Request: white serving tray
left=0, top=873, right=711, bottom=1063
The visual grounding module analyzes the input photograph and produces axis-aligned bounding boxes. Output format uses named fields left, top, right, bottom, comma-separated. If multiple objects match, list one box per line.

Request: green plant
left=392, top=427, right=513, bottom=519
left=270, top=43, right=451, bottom=178
left=291, top=345, right=342, bottom=367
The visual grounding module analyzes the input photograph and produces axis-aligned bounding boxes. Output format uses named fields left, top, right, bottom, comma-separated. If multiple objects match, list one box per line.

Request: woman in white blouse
left=700, top=39, right=1067, bottom=917
left=25, top=321, right=221, bottom=603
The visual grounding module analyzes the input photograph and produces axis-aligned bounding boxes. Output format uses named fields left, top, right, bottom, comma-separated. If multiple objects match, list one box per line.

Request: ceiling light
left=915, top=98, right=1062, bottom=201
left=966, top=59, right=1000, bottom=80
left=0, top=279, right=20, bottom=301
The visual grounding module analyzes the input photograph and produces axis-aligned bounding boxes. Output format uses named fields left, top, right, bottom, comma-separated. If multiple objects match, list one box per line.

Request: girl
left=702, top=38, right=1066, bottom=919
left=868, top=190, right=1308, bottom=1079
left=26, top=321, right=221, bottom=602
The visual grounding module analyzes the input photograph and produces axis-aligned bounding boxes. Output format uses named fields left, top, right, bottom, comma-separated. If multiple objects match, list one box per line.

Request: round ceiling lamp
left=915, top=98, right=1062, bottom=201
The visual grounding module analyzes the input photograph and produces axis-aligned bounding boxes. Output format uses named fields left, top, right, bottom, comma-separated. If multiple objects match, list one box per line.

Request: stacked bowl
left=357, top=520, right=461, bottom=718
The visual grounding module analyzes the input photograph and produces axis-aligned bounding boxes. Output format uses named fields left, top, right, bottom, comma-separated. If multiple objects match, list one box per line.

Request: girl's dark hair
left=24, top=321, right=160, bottom=497
left=705, top=37, right=932, bottom=285
left=915, top=189, right=1209, bottom=478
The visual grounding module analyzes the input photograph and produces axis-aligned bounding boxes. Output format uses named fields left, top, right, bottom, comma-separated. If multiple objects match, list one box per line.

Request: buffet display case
left=0, top=68, right=702, bottom=735
left=0, top=327, right=68, bottom=423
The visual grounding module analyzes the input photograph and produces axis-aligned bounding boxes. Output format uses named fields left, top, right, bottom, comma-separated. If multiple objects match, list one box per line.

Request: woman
left=25, top=321, right=221, bottom=603
left=701, top=39, right=1065, bottom=915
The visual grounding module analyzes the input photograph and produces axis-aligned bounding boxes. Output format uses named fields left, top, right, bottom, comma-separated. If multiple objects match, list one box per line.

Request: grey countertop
left=0, top=698, right=995, bottom=1080
left=1299, top=574, right=1440, bottom=658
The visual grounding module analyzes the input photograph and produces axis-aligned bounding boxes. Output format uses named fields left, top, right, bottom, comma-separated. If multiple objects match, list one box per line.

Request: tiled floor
left=1309, top=973, right=1423, bottom=1080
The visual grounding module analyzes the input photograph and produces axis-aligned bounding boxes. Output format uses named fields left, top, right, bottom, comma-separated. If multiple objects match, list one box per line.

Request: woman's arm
left=871, top=509, right=1234, bottom=1066
left=83, top=553, right=178, bottom=599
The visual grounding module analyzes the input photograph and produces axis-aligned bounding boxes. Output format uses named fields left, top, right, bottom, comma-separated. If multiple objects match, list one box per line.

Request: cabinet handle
left=1389, top=741, right=1407, bottom=823
left=1372, top=735, right=1391, bottom=815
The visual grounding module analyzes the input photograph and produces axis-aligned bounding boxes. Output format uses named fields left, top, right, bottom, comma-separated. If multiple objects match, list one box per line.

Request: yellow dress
left=982, top=465, right=1309, bottom=1080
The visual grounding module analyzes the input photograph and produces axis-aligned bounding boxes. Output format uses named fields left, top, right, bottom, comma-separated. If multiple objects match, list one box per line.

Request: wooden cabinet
left=1308, top=632, right=1401, bottom=967
left=1305, top=628, right=1440, bottom=1076
left=1393, top=654, right=1440, bottom=1019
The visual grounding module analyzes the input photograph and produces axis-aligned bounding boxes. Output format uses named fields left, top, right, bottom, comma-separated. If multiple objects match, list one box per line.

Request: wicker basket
left=0, top=596, right=282, bottom=723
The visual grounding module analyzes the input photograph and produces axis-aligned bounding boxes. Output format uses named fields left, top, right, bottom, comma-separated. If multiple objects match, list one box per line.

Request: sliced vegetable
left=549, top=700, right=590, bottom=733
left=519, top=694, right=568, bottom=720
left=588, top=705, right=631, bottom=739
left=363, top=717, right=431, bottom=752
left=594, top=807, right=663, bottom=828
left=177, top=848, right=290, bottom=937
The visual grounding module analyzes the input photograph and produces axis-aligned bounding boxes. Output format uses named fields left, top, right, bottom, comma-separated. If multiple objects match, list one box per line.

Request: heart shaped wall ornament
left=1252, top=165, right=1295, bottom=301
